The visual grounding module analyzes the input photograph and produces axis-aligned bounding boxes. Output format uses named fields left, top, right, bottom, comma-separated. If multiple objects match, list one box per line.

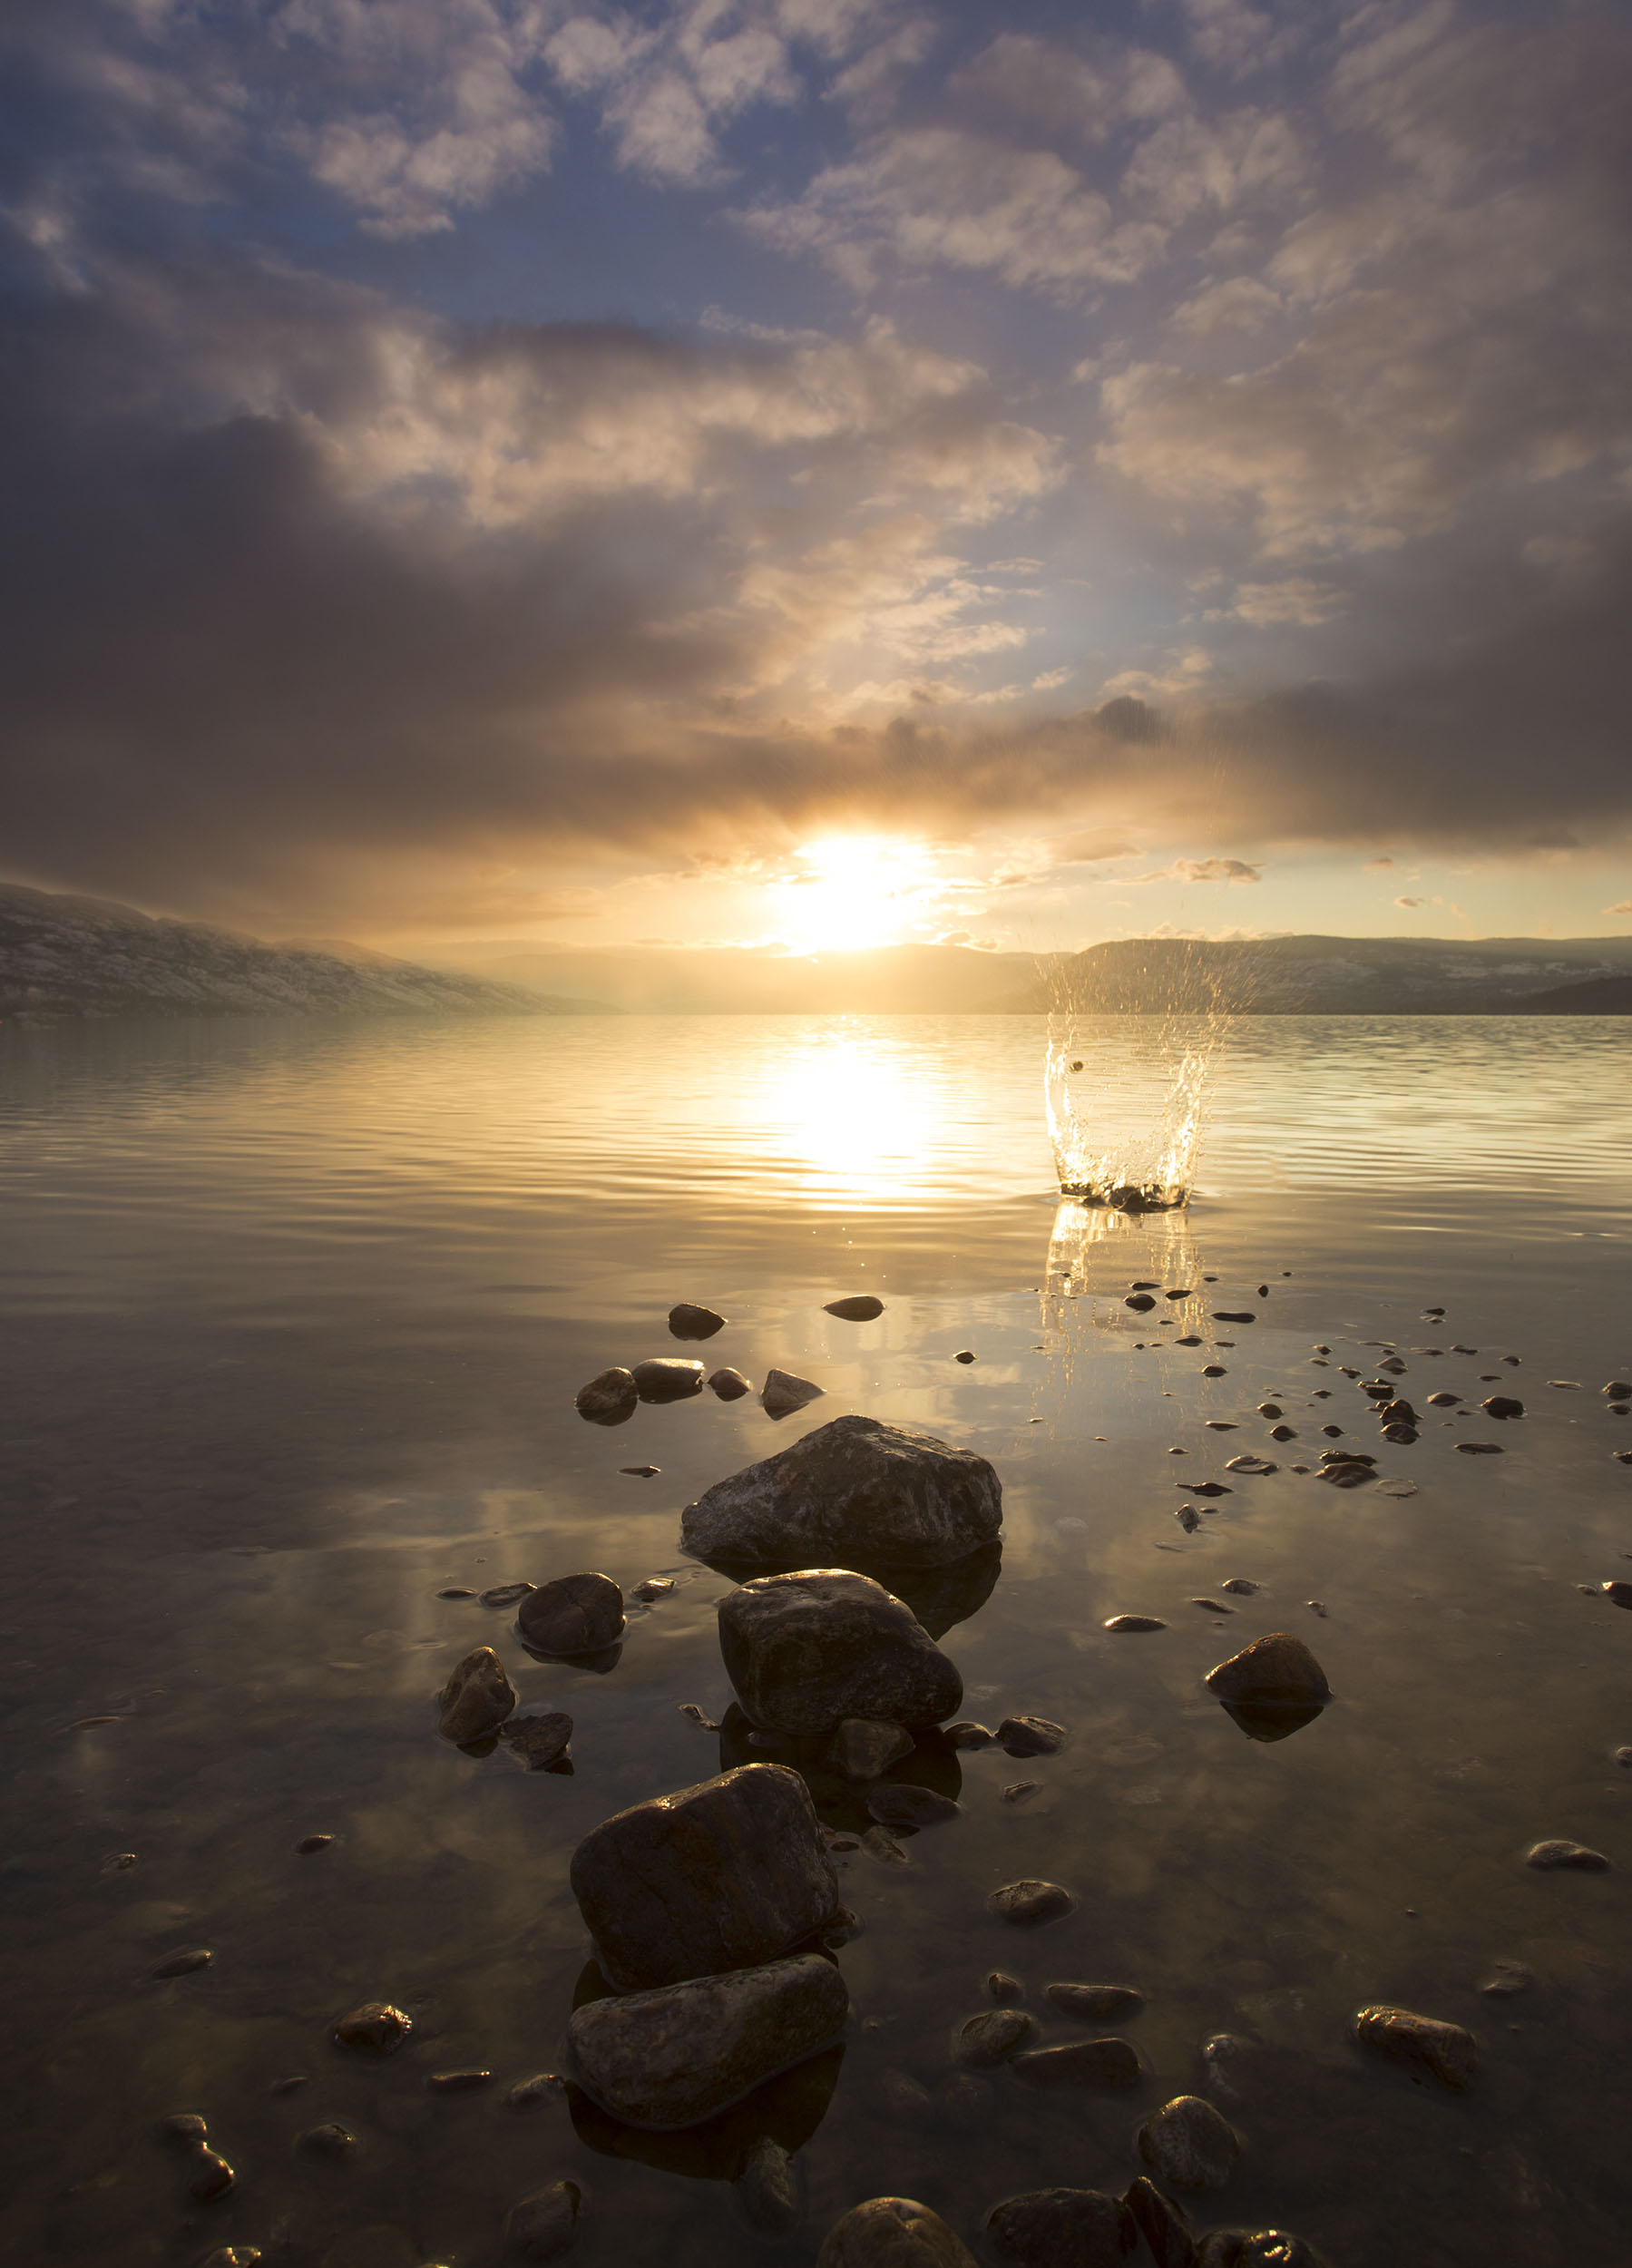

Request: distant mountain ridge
left=0, top=885, right=589, bottom=1022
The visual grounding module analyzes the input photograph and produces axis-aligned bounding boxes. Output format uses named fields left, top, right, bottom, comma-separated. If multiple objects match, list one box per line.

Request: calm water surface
left=2, top=1014, right=1629, bottom=2268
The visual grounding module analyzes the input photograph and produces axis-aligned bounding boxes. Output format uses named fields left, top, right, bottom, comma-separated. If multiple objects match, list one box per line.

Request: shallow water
left=2, top=1012, right=1629, bottom=2268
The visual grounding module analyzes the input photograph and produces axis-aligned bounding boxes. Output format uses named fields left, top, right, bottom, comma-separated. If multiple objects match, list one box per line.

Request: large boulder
left=569, top=1952, right=847, bottom=2130
left=718, top=1571, right=963, bottom=1736
left=681, top=1413, right=1002, bottom=1571
left=570, top=1764, right=838, bottom=1991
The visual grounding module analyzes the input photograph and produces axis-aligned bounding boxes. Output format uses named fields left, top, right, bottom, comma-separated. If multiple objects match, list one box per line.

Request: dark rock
left=737, top=2133, right=799, bottom=2233
left=826, top=1718, right=914, bottom=1779
left=1011, top=2038, right=1140, bottom=2089
left=826, top=1295, right=885, bottom=1321
left=816, top=2197, right=978, bottom=2268
left=669, top=1303, right=727, bottom=1339
left=867, top=1784, right=960, bottom=1829
left=1602, top=1580, right=1632, bottom=1608
left=518, top=1573, right=625, bottom=1657
left=763, top=1368, right=825, bottom=1418
left=683, top=1413, right=1002, bottom=1570
left=570, top=1763, right=838, bottom=1991
left=1481, top=1395, right=1524, bottom=1419
left=1220, top=1579, right=1262, bottom=1595
left=499, top=1712, right=573, bottom=1770
left=568, top=1952, right=847, bottom=2128
left=508, top=2072, right=567, bottom=2108
left=269, top=2074, right=308, bottom=2095
left=1190, top=1481, right=1232, bottom=1497
left=997, top=1714, right=1067, bottom=1756
left=1212, top=1312, right=1256, bottom=1324
left=1195, top=2239, right=1330, bottom=2268
left=1269, top=1425, right=1296, bottom=1442
left=946, top=1721, right=993, bottom=1748
left=1104, top=1615, right=1167, bottom=1632
left=718, top=1570, right=963, bottom=1736
left=332, top=2001, right=412, bottom=2056
left=295, top=1833, right=333, bottom=1854
left=1046, top=1983, right=1144, bottom=2023
left=1477, top=1960, right=1533, bottom=1998
left=633, top=1357, right=706, bottom=1403
left=1003, top=1780, right=1040, bottom=1804
left=988, top=1971, right=1024, bottom=2002
left=1616, top=1746, right=1632, bottom=1769
left=983, top=2187, right=1137, bottom=2266
left=1202, top=1365, right=1227, bottom=1379
left=186, top=2146, right=235, bottom=2200
left=437, top=1587, right=474, bottom=1598
left=481, top=1581, right=535, bottom=1608
left=1426, top=1392, right=1460, bottom=1406
left=503, top=2180, right=583, bottom=2259
left=576, top=1368, right=638, bottom=1425
left=1177, top=1507, right=1201, bottom=1533
left=621, top=1465, right=661, bottom=1478
left=678, top=1702, right=721, bottom=1731
left=1381, top=1423, right=1418, bottom=1443
left=1124, top=2177, right=1195, bottom=2268
left=151, top=1948, right=212, bottom=1978
left=953, top=1350, right=976, bottom=1364
left=862, top=1825, right=911, bottom=1866
left=1352, top=2005, right=1477, bottom=2089
left=1207, top=1635, right=1329, bottom=1709
left=1126, top=1295, right=1158, bottom=1313
left=1525, top=1838, right=1609, bottom=1870
left=989, top=1879, right=1075, bottom=1926
left=438, top=1646, right=517, bottom=1742
left=1224, top=1456, right=1276, bottom=1476
left=1378, top=1400, right=1417, bottom=1425
left=298, top=2121, right=357, bottom=2159
left=1256, top=1404, right=1282, bottom=1420
left=710, top=1368, right=754, bottom=1400
left=161, top=2112, right=209, bottom=2142
left=1456, top=1441, right=1502, bottom=1455
left=953, top=2009, right=1035, bottom=2066
left=633, top=1576, right=676, bottom=1598
left=1138, top=2095, right=1240, bottom=2191
left=427, top=2068, right=493, bottom=2092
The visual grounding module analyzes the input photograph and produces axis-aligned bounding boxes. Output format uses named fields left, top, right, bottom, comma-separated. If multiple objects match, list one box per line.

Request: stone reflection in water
left=1218, top=1696, right=1327, bottom=1744
left=694, top=1540, right=1002, bottom=1643
left=568, top=2033, right=845, bottom=2183
left=717, top=1705, right=963, bottom=1833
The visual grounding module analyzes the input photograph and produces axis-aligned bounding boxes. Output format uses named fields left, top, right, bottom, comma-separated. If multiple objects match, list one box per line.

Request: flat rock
left=503, top=2180, right=583, bottom=2259
left=576, top=1368, right=638, bottom=1425
left=498, top=1712, right=573, bottom=1770
left=866, top=1784, right=960, bottom=1829
left=669, top=1303, right=726, bottom=1340
left=997, top=1715, right=1066, bottom=1756
left=709, top=1367, right=754, bottom=1400
left=569, top=1953, right=847, bottom=2129
left=762, top=1368, right=825, bottom=1419
left=151, top=1948, right=212, bottom=1978
left=682, top=1413, right=1002, bottom=1570
left=1123, top=2178, right=1193, bottom=2268
left=1105, top=1616, right=1167, bottom=1633
left=633, top=1357, right=706, bottom=1403
left=718, top=1570, right=962, bottom=1736
left=826, top=1295, right=884, bottom=1321
left=1525, top=1839, right=1609, bottom=1870
left=517, top=1574, right=625, bottom=1657
left=437, top=1647, right=517, bottom=1743
left=332, top=2002, right=412, bottom=2056
left=826, top=1718, right=914, bottom=1779
left=953, top=2009, right=1035, bottom=2067
left=989, top=1880, right=1075, bottom=1926
left=1224, top=1456, right=1276, bottom=1477
left=816, top=2198, right=979, bottom=2268
left=1138, top=2096, right=1239, bottom=2191
left=1046, top=1983, right=1144, bottom=2023
left=570, top=1763, right=838, bottom=1991
left=1011, top=2038, right=1140, bottom=2090
left=1352, top=2005, right=1477, bottom=2090
left=983, top=2188, right=1137, bottom=2267
left=1205, top=1635, right=1329, bottom=1709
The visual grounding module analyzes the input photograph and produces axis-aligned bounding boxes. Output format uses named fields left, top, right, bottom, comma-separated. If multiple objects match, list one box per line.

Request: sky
left=2, top=0, right=1630, bottom=954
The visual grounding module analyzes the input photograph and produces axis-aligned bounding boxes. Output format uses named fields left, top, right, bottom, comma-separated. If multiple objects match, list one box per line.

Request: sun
left=771, top=836, right=936, bottom=953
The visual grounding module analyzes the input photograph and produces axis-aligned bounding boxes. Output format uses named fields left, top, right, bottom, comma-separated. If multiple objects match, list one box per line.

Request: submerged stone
left=953, top=2009, right=1035, bottom=2066
left=718, top=1570, right=963, bottom=1735
left=1046, top=1983, right=1145, bottom=2023
left=989, top=1879, right=1076, bottom=1926
left=983, top=2187, right=1137, bottom=2267
left=1352, top=2005, right=1477, bottom=2090
left=437, top=1647, right=516, bottom=1743
left=503, top=2180, right=583, bottom=2259
left=1138, top=2096, right=1240, bottom=2191
left=1011, top=2038, right=1140, bottom=2090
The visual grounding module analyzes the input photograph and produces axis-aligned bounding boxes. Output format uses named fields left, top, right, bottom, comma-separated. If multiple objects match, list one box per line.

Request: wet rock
left=1012, top=2038, right=1140, bottom=2089
left=508, top=2072, right=566, bottom=2107
left=678, top=1702, right=721, bottom=1731
left=1224, top=1456, right=1276, bottom=1476
left=1124, top=2177, right=1195, bottom=2268
left=438, top=1647, right=517, bottom=1743
left=161, top=2112, right=209, bottom=2142
left=1126, top=1295, right=1158, bottom=1313
left=1378, top=1400, right=1417, bottom=1425
left=568, top=1952, right=847, bottom=2128
left=669, top=1303, right=727, bottom=1340
left=1481, top=1395, right=1524, bottom=1420
left=998, top=1715, right=1067, bottom=1756
left=199, top=2251, right=263, bottom=2268
left=621, top=1465, right=661, bottom=1478
left=503, top=2180, right=583, bottom=2260
left=151, top=1948, right=212, bottom=1978
left=1207, top=1635, right=1329, bottom=1709
left=632, top=1576, right=676, bottom=1599
left=633, top=1356, right=707, bottom=1403
left=953, top=1350, right=977, bottom=1364
left=1477, top=1960, right=1533, bottom=1998
left=867, top=1784, right=960, bottom=1829
left=1456, top=1441, right=1502, bottom=1455
left=816, top=2197, right=978, bottom=2268
left=576, top=1368, right=638, bottom=1425
left=1602, top=1579, right=1632, bottom=1608
left=270, top=2074, right=309, bottom=2095
left=296, top=1833, right=334, bottom=1854
left=710, top=1367, right=754, bottom=1400
left=1256, top=1404, right=1282, bottom=1420
left=1426, top=1392, right=1460, bottom=1407
left=333, top=2002, right=413, bottom=2056
left=1195, top=2238, right=1329, bottom=2268
left=953, top=2009, right=1035, bottom=2066
left=1138, top=2096, right=1240, bottom=2191
left=983, top=2187, right=1137, bottom=2266
left=1176, top=1508, right=1201, bottom=1534
left=570, top=1763, right=838, bottom=1991
left=683, top=1413, right=1002, bottom=1570
left=1269, top=1425, right=1296, bottom=1442
left=826, top=1295, right=885, bottom=1322
left=946, top=1720, right=993, bottom=1748
left=1104, top=1615, right=1167, bottom=1632
left=1381, top=1423, right=1418, bottom=1444
left=1202, top=1366, right=1227, bottom=1379
left=1525, top=1839, right=1609, bottom=1870
left=762, top=1368, right=825, bottom=1418
left=437, top=1587, right=474, bottom=1599
left=1616, top=1746, right=1632, bottom=1769
left=426, top=2068, right=492, bottom=2093
left=298, top=2121, right=357, bottom=2159
left=989, top=1879, right=1075, bottom=1926
left=1046, top=1983, right=1144, bottom=2023
left=988, top=1971, right=1024, bottom=2002
left=862, top=1825, right=911, bottom=1866
left=517, top=1574, right=625, bottom=1657
left=1604, top=1379, right=1632, bottom=1398
left=186, top=2146, right=235, bottom=2200
left=481, top=1581, right=535, bottom=1608
left=1352, top=2005, right=1477, bottom=2089
left=1003, top=1780, right=1040, bottom=1804
left=499, top=1712, right=573, bottom=1770
left=1191, top=1481, right=1232, bottom=1497
left=737, top=2134, right=799, bottom=2233
left=826, top=1718, right=914, bottom=1780
left=718, top=1570, right=963, bottom=1736
left=1219, top=1579, right=1262, bottom=1596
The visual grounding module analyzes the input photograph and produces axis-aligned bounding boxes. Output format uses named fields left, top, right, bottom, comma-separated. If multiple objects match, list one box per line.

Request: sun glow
left=770, top=836, right=938, bottom=953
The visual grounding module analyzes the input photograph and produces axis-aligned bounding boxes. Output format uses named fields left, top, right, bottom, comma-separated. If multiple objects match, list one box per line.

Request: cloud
left=1217, top=578, right=1344, bottom=627
left=1133, top=857, right=1264, bottom=885
left=1608, top=901, right=1632, bottom=916
left=1363, top=856, right=1394, bottom=871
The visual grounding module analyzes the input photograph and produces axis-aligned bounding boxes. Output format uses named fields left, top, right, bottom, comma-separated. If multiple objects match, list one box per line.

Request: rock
left=1213, top=1311, right=1256, bottom=1324
left=437, top=1647, right=517, bottom=1742
left=298, top=2121, right=357, bottom=2158
left=1616, top=1746, right=1632, bottom=1769
left=862, top=1825, right=910, bottom=1866
left=1525, top=1839, right=1609, bottom=1870
left=1138, top=2096, right=1239, bottom=2191
left=989, top=1880, right=1075, bottom=1926
left=1603, top=1580, right=1632, bottom=1609
left=1481, top=1395, right=1524, bottom=1419
left=438, top=1587, right=475, bottom=1599
left=1190, top=1481, right=1232, bottom=1496
left=633, top=1357, right=706, bottom=1403
left=517, top=1574, right=625, bottom=1657
left=151, top=1948, right=212, bottom=1978
left=826, top=1295, right=885, bottom=1321
left=1456, top=1441, right=1502, bottom=1455
left=1126, top=1295, right=1158, bottom=1313
left=1477, top=1960, right=1533, bottom=1998
left=632, top=1576, right=676, bottom=1599
left=499, top=1712, right=573, bottom=1770
left=296, top=1833, right=334, bottom=1854
left=1205, top=1635, right=1329, bottom=1709
left=710, top=1367, right=754, bottom=1400
left=953, top=1350, right=976, bottom=1364
left=199, top=2251, right=263, bottom=2267
left=987, top=1971, right=1024, bottom=2003
left=1011, top=2039, right=1140, bottom=2089
left=763, top=1368, right=825, bottom=1418
left=1123, top=2177, right=1194, bottom=2268
left=1176, top=1508, right=1201, bottom=1533
left=737, top=2134, right=799, bottom=2233
left=826, top=1718, right=914, bottom=1779
left=1224, top=1456, right=1276, bottom=1476
left=1381, top=1423, right=1418, bottom=1444
left=946, top=1721, right=993, bottom=1748
left=1256, top=1404, right=1282, bottom=1420
left=953, top=2009, right=1035, bottom=2066
left=569, top=1763, right=838, bottom=1991
left=621, top=1465, right=661, bottom=1478
left=718, top=1570, right=963, bottom=1736
left=1045, top=1983, right=1144, bottom=2023
left=684, top=1414, right=1002, bottom=1570
left=1195, top=2239, right=1329, bottom=2268
left=503, top=2180, right=583, bottom=2259
left=161, top=2113, right=209, bottom=2142
left=1219, top=1579, right=1261, bottom=1596
left=186, top=2146, right=235, bottom=2200
left=678, top=1702, right=721, bottom=1731
left=867, top=1784, right=960, bottom=1829
left=333, top=2002, right=412, bottom=2056
left=816, top=2198, right=979, bottom=2268
left=983, top=2188, right=1137, bottom=2266
left=1269, top=1425, right=1296, bottom=1442
left=1202, top=1366, right=1227, bottom=1379
left=997, top=1716, right=1066, bottom=1756
left=1426, top=1392, right=1460, bottom=1406
left=426, top=2068, right=492, bottom=2092
left=1378, top=1400, right=1417, bottom=1425
left=1104, top=1616, right=1167, bottom=1632
left=508, top=2072, right=566, bottom=2108
left=669, top=1303, right=727, bottom=1340
left=1317, top=1461, right=1373, bottom=1488
left=568, top=1953, right=847, bottom=2129
left=481, top=1582, right=535, bottom=1608
left=576, top=1368, right=638, bottom=1425
left=1003, top=1780, right=1041, bottom=1804
left=1352, top=2006, right=1477, bottom=2089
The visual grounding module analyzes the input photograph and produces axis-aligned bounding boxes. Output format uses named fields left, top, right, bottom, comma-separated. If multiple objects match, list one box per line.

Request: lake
left=2, top=1012, right=1629, bottom=2268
